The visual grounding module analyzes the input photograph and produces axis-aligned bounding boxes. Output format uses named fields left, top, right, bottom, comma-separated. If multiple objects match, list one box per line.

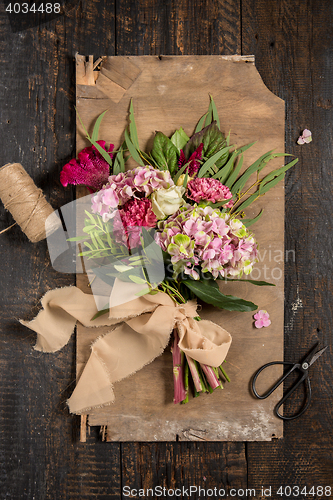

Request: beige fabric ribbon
left=20, top=282, right=232, bottom=414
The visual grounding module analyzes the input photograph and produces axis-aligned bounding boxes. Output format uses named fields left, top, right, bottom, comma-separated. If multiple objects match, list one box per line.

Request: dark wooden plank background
left=0, top=0, right=331, bottom=498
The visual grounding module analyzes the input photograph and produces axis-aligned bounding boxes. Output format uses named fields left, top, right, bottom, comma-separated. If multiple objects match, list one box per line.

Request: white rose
left=151, top=186, right=185, bottom=219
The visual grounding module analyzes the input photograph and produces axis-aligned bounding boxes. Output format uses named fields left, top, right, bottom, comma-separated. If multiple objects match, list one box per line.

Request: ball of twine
left=0, top=163, right=61, bottom=243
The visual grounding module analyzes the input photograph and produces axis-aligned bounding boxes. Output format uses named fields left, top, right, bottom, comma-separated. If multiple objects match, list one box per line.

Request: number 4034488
left=6, top=3, right=61, bottom=14
left=276, top=485, right=332, bottom=496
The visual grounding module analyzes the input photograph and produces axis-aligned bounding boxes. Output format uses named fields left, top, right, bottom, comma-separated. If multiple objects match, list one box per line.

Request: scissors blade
left=308, top=345, right=328, bottom=367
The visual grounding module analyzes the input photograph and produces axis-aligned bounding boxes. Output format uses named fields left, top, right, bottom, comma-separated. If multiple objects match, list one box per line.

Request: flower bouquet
left=61, top=97, right=297, bottom=405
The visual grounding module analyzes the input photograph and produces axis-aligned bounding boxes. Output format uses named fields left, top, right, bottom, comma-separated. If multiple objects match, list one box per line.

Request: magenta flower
left=297, top=129, right=312, bottom=145
left=60, top=141, right=114, bottom=192
left=254, top=310, right=271, bottom=328
left=178, top=143, right=204, bottom=175
left=187, top=177, right=234, bottom=207
left=114, top=198, right=157, bottom=248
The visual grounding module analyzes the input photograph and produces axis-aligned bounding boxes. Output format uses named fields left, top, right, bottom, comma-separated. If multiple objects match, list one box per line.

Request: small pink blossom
left=60, top=141, right=113, bottom=192
left=254, top=310, right=271, bottom=328
left=297, top=129, right=312, bottom=145
left=187, top=178, right=234, bottom=207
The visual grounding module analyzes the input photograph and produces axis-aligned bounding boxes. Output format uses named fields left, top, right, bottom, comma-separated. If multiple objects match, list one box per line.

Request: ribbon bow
left=20, top=281, right=232, bottom=414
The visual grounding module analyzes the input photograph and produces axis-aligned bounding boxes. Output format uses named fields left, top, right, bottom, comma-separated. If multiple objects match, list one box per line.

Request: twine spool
left=0, top=163, right=61, bottom=243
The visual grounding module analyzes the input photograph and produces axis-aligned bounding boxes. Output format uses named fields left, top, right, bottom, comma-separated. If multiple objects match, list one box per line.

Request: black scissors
left=251, top=344, right=328, bottom=420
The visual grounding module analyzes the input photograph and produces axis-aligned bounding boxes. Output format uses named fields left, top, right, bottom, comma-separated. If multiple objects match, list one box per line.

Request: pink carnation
left=254, top=310, right=271, bottom=328
left=60, top=141, right=113, bottom=192
left=187, top=178, right=234, bottom=207
left=114, top=198, right=157, bottom=248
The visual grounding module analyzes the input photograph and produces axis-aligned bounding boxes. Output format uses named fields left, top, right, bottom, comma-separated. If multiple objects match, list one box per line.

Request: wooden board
left=75, top=54, right=285, bottom=441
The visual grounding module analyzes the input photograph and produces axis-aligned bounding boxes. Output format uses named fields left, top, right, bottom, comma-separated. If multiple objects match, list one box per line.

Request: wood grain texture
left=115, top=0, right=241, bottom=56
left=0, top=0, right=332, bottom=497
left=0, top=2, right=121, bottom=499
left=75, top=55, right=285, bottom=442
left=242, top=0, right=333, bottom=490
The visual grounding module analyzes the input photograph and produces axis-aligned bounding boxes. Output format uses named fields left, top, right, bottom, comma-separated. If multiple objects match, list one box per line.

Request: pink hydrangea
left=187, top=178, right=234, bottom=207
left=60, top=141, right=113, bottom=192
left=107, top=165, right=174, bottom=205
left=155, top=204, right=258, bottom=279
left=114, top=198, right=157, bottom=248
left=91, top=165, right=174, bottom=222
left=254, top=310, right=271, bottom=328
left=91, top=187, right=119, bottom=222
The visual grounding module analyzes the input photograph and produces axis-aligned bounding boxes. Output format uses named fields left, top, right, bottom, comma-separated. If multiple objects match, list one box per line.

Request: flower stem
left=161, top=282, right=186, bottom=304
left=172, top=329, right=187, bottom=404
left=181, top=360, right=189, bottom=404
left=219, top=364, right=231, bottom=383
left=201, top=364, right=220, bottom=390
left=185, top=355, right=203, bottom=393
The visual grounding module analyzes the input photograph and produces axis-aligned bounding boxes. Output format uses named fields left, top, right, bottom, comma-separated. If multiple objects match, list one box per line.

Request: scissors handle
left=252, top=361, right=312, bottom=421
left=275, top=373, right=312, bottom=420
left=252, top=361, right=297, bottom=399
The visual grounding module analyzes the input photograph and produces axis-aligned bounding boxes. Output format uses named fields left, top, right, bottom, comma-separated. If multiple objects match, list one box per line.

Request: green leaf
left=197, top=146, right=231, bottom=178
left=221, top=142, right=256, bottom=186
left=94, top=232, right=106, bottom=249
left=259, top=172, right=285, bottom=195
left=129, top=99, right=139, bottom=149
left=67, top=235, right=86, bottom=242
left=91, top=307, right=110, bottom=321
left=151, top=132, right=179, bottom=174
left=242, top=209, right=264, bottom=227
left=212, top=150, right=238, bottom=183
left=184, top=122, right=227, bottom=161
left=226, top=130, right=231, bottom=146
left=210, top=198, right=233, bottom=209
left=259, top=157, right=298, bottom=190
left=195, top=112, right=209, bottom=133
left=170, top=127, right=190, bottom=152
left=209, top=95, right=220, bottom=129
left=129, top=275, right=147, bottom=285
left=218, top=278, right=275, bottom=286
left=75, top=107, right=89, bottom=137
left=91, top=110, right=108, bottom=143
left=224, top=154, right=244, bottom=188
left=82, top=225, right=96, bottom=233
left=183, top=280, right=258, bottom=312
left=113, top=145, right=125, bottom=174
left=89, top=138, right=113, bottom=166
left=231, top=150, right=274, bottom=195
left=205, top=98, right=215, bottom=127
left=84, top=210, right=96, bottom=224
left=90, top=233, right=99, bottom=250
left=236, top=141, right=257, bottom=156
left=232, top=193, right=259, bottom=214
left=124, top=128, right=145, bottom=166
left=173, top=162, right=189, bottom=184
